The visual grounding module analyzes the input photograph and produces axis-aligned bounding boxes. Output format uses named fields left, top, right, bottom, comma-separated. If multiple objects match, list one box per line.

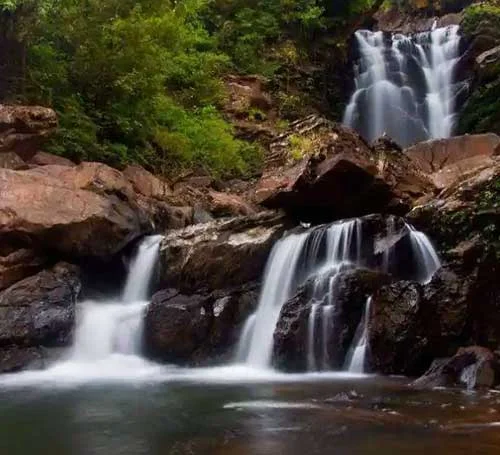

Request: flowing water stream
left=237, top=218, right=440, bottom=373
left=343, top=25, right=465, bottom=146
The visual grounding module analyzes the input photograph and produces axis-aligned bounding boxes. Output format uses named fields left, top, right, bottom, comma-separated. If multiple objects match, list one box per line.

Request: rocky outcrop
left=368, top=244, right=499, bottom=376
left=0, top=105, right=57, bottom=159
left=253, top=119, right=433, bottom=222
left=144, top=284, right=259, bottom=364
left=0, top=262, right=81, bottom=373
left=159, top=211, right=288, bottom=293
left=413, top=346, right=500, bottom=389
left=405, top=133, right=500, bottom=188
left=408, top=156, right=499, bottom=251
left=0, top=163, right=151, bottom=258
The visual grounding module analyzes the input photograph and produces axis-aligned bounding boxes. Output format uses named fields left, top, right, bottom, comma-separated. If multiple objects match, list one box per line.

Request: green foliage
left=205, top=0, right=326, bottom=75
left=3, top=0, right=384, bottom=177
left=458, top=80, right=500, bottom=135
left=7, top=0, right=261, bottom=177
left=462, top=2, right=500, bottom=38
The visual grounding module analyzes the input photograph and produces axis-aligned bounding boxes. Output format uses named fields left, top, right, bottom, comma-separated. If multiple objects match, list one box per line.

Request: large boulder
left=413, top=346, right=500, bottom=389
left=405, top=134, right=500, bottom=189
left=0, top=262, right=81, bottom=373
left=144, top=283, right=259, bottom=365
left=159, top=211, right=288, bottom=293
left=369, top=241, right=500, bottom=377
left=252, top=119, right=433, bottom=222
left=0, top=163, right=152, bottom=258
left=0, top=105, right=57, bottom=159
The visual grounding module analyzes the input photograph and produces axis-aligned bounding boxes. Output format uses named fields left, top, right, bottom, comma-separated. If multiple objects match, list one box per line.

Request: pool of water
left=0, top=369, right=499, bottom=454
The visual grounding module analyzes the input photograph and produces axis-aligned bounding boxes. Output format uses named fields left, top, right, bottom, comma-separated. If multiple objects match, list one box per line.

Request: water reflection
left=0, top=378, right=499, bottom=455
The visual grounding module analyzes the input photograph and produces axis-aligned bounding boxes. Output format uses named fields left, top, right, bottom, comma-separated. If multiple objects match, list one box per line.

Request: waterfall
left=122, top=235, right=163, bottom=302
left=69, top=235, right=162, bottom=363
left=240, top=220, right=362, bottom=369
left=244, top=233, right=310, bottom=367
left=343, top=25, right=464, bottom=147
left=406, top=224, right=441, bottom=284
left=237, top=217, right=441, bottom=373
left=346, top=297, right=372, bottom=373
left=16, top=235, right=166, bottom=382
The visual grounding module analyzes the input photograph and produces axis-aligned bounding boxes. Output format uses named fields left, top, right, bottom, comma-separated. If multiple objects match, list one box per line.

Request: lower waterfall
left=2, top=235, right=165, bottom=384
left=237, top=217, right=441, bottom=373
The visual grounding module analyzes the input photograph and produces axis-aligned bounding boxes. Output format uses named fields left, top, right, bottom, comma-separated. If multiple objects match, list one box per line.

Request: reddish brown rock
left=28, top=151, right=75, bottom=167
left=207, top=190, right=257, bottom=217
left=0, top=151, right=27, bottom=170
left=253, top=120, right=433, bottom=221
left=123, top=165, right=172, bottom=200
left=405, top=134, right=500, bottom=188
left=0, top=163, right=151, bottom=257
left=0, top=249, right=46, bottom=291
left=0, top=105, right=57, bottom=159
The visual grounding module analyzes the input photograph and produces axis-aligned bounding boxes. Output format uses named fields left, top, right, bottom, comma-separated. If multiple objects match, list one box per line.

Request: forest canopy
left=0, top=0, right=383, bottom=177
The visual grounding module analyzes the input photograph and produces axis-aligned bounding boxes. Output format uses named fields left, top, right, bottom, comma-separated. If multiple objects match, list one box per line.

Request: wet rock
left=368, top=281, right=429, bottom=376
left=0, top=105, right=57, bottom=159
left=253, top=119, right=433, bottom=222
left=405, top=134, right=500, bottom=189
left=0, top=263, right=81, bottom=372
left=369, top=244, right=500, bottom=377
left=144, top=283, right=259, bottom=364
left=159, top=211, right=288, bottom=293
left=273, top=268, right=390, bottom=372
left=413, top=346, right=500, bottom=389
left=144, top=290, right=212, bottom=363
left=0, top=346, right=45, bottom=374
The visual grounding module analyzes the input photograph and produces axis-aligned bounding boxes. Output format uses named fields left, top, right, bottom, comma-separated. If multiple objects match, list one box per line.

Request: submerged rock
left=0, top=262, right=81, bottom=373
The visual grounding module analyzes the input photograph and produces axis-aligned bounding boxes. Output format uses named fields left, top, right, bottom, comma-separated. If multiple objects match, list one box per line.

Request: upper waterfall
left=343, top=25, right=464, bottom=147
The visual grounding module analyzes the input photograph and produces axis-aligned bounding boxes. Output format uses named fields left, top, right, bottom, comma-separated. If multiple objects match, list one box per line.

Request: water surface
left=1, top=372, right=499, bottom=454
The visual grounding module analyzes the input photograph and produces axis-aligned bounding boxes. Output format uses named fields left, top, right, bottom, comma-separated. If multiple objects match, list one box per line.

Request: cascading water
left=238, top=233, right=310, bottom=367
left=346, top=297, right=372, bottom=373
left=343, top=25, right=464, bottom=147
left=237, top=217, right=441, bottom=373
left=11, top=235, right=165, bottom=383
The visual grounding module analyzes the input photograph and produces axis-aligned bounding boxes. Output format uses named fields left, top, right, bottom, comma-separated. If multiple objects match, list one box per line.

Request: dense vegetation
left=458, top=1, right=500, bottom=135
left=0, top=0, right=383, bottom=177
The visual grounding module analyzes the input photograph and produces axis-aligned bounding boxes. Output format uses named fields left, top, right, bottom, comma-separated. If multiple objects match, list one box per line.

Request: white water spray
left=346, top=297, right=372, bottom=373
left=343, top=25, right=464, bottom=147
